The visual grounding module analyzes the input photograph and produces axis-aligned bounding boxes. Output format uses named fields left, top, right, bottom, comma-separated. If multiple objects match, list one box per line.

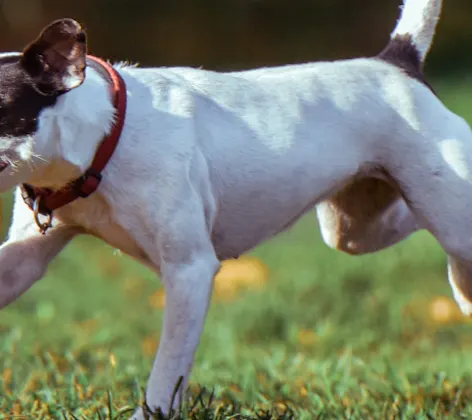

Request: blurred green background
left=2, top=0, right=472, bottom=418
left=0, top=0, right=470, bottom=75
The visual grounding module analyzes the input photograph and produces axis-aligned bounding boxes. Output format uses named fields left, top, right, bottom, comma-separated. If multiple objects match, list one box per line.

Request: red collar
left=20, top=55, right=127, bottom=234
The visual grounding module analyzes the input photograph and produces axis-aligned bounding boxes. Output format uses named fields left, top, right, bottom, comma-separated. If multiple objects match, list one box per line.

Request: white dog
left=0, top=0, right=469, bottom=417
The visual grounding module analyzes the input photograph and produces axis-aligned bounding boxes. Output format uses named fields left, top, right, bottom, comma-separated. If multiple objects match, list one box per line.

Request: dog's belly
left=211, top=220, right=306, bottom=261
left=211, top=192, right=322, bottom=260
left=208, top=172, right=356, bottom=260
left=206, top=141, right=370, bottom=260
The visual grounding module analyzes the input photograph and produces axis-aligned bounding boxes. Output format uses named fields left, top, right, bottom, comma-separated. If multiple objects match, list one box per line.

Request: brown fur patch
left=377, top=34, right=435, bottom=93
left=318, top=175, right=404, bottom=254
left=328, top=177, right=399, bottom=225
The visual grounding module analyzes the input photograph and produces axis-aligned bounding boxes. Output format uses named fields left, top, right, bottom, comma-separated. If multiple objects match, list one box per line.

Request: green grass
left=2, top=77, right=472, bottom=419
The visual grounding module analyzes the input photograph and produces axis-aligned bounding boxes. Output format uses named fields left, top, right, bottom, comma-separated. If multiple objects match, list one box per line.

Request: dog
left=0, top=0, right=470, bottom=417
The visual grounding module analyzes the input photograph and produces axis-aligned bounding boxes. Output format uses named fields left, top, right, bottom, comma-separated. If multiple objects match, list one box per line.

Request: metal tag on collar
left=33, top=196, right=53, bottom=235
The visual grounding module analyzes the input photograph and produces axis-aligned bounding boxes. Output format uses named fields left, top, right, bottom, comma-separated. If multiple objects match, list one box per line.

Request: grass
left=2, top=76, right=472, bottom=419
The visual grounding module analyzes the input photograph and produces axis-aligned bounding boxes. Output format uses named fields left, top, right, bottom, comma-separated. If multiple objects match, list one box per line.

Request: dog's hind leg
left=388, top=112, right=472, bottom=316
left=447, top=257, right=472, bottom=316
left=316, top=177, right=420, bottom=255
left=0, top=188, right=79, bottom=309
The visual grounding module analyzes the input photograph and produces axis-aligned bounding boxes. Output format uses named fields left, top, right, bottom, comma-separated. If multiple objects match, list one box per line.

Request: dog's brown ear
left=21, top=18, right=87, bottom=96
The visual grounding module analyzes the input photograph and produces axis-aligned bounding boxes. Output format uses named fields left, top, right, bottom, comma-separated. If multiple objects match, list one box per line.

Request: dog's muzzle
left=0, top=161, right=8, bottom=173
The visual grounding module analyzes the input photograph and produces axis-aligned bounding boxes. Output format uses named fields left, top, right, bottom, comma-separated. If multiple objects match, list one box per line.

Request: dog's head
left=0, top=18, right=87, bottom=190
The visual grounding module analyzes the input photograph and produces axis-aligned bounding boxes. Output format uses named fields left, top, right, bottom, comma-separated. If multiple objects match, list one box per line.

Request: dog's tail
left=378, top=0, right=442, bottom=81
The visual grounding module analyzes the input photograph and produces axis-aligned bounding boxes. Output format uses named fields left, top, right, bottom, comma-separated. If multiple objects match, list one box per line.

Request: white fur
left=2, top=0, right=472, bottom=417
left=391, top=0, right=442, bottom=61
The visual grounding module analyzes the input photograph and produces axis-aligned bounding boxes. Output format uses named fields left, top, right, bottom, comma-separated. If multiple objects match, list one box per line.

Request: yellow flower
left=429, top=296, right=464, bottom=324
left=214, top=256, right=269, bottom=300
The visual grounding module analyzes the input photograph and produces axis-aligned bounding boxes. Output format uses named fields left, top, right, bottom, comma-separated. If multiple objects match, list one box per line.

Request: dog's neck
left=27, top=66, right=117, bottom=189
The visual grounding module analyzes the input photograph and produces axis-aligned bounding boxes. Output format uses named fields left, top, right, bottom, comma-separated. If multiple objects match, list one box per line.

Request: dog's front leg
left=132, top=203, right=220, bottom=418
left=149, top=257, right=219, bottom=412
left=132, top=254, right=220, bottom=418
left=0, top=190, right=79, bottom=308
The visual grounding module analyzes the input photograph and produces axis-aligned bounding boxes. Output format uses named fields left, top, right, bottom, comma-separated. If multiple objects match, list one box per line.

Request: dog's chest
left=56, top=193, right=150, bottom=265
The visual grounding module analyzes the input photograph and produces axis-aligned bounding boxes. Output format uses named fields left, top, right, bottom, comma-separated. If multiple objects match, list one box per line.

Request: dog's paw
left=128, top=407, right=145, bottom=420
left=129, top=406, right=169, bottom=420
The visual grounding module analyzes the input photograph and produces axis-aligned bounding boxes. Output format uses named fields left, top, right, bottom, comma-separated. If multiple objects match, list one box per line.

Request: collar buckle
left=76, top=169, right=102, bottom=198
